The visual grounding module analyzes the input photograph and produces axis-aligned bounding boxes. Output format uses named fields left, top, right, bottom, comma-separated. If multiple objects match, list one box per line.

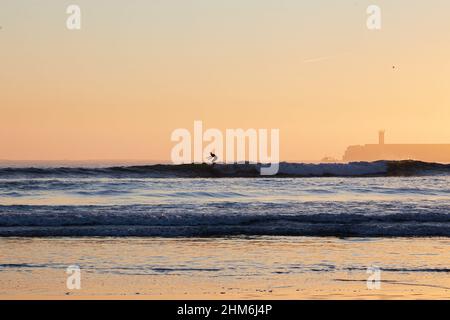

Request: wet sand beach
left=1, top=237, right=449, bottom=299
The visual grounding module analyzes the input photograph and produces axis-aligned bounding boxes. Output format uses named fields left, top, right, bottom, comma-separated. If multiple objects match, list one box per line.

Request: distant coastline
left=343, top=131, right=450, bottom=163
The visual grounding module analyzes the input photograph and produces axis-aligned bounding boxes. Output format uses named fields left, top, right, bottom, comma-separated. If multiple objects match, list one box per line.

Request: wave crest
left=1, top=160, right=450, bottom=178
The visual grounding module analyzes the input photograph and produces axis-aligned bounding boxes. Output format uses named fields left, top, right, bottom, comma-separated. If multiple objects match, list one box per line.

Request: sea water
left=1, top=162, right=449, bottom=237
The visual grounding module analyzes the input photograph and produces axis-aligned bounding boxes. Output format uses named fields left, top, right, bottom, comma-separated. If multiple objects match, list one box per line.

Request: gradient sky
left=1, top=0, right=450, bottom=161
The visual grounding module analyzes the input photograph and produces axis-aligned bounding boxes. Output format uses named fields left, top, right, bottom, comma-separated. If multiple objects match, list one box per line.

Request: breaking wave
left=1, top=160, right=450, bottom=178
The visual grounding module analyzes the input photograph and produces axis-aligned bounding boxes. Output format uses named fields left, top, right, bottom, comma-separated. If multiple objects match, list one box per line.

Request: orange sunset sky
left=1, top=0, right=450, bottom=161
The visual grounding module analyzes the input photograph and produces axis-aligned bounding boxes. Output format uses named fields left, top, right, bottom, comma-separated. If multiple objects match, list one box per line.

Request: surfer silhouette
left=207, top=152, right=218, bottom=164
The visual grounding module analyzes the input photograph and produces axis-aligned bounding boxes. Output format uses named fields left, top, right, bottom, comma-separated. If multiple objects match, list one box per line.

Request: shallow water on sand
left=0, top=237, right=449, bottom=299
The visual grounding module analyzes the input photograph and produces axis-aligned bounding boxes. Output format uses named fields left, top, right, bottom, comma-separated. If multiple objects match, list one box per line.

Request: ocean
left=0, top=161, right=449, bottom=238
left=1, top=161, right=450, bottom=298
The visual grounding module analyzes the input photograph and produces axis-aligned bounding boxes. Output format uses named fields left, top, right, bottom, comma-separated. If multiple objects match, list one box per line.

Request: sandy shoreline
left=1, top=237, right=449, bottom=300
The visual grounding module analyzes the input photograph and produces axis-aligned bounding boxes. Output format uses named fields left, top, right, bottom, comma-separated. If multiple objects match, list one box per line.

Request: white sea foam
left=275, top=161, right=388, bottom=176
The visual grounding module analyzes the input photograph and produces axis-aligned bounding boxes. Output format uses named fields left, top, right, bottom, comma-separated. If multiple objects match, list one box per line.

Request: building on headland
left=343, top=131, right=450, bottom=163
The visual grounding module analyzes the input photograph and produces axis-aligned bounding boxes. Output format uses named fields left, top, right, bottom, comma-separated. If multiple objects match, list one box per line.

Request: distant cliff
left=343, top=144, right=450, bottom=163
left=343, top=131, right=450, bottom=163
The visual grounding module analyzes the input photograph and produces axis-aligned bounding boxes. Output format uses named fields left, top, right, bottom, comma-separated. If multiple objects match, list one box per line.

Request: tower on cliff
left=378, top=130, right=385, bottom=145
